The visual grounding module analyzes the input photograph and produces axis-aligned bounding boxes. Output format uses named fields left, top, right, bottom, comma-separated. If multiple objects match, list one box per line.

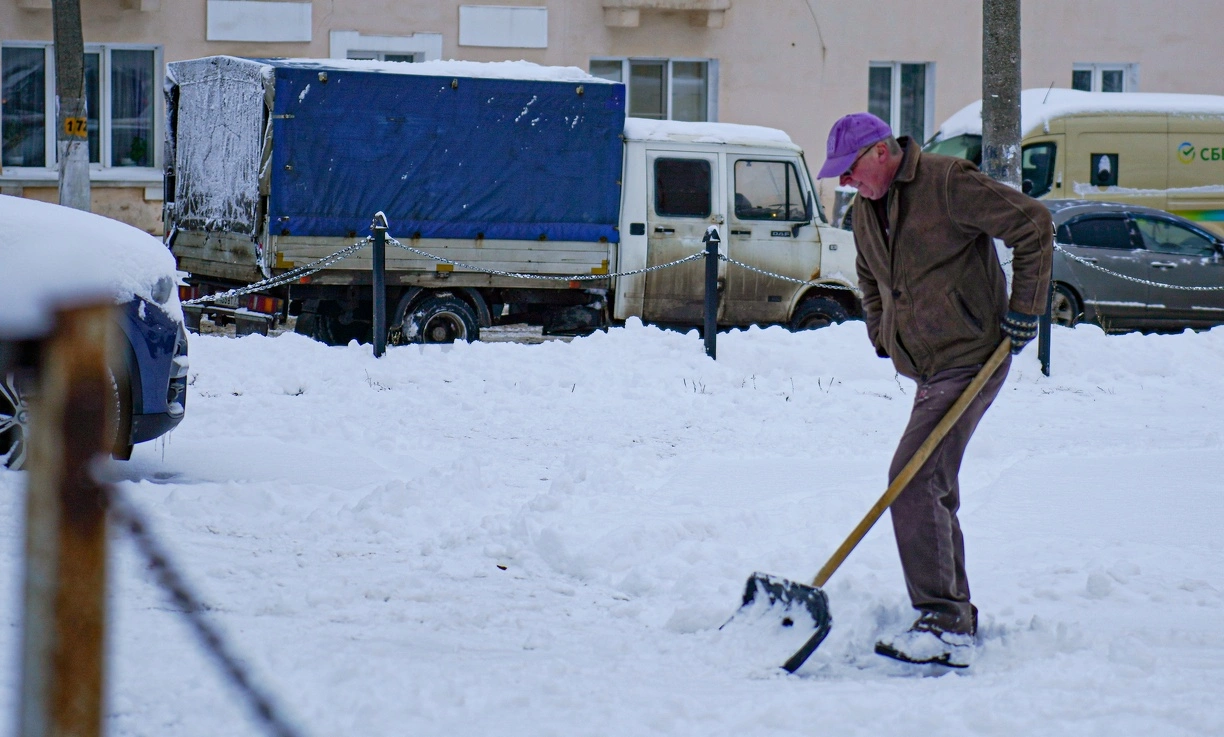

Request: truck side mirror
left=1022, top=179, right=1034, bottom=195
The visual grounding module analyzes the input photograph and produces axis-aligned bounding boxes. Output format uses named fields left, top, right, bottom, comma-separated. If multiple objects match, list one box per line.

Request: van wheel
left=406, top=294, right=479, bottom=344
left=1051, top=284, right=1082, bottom=327
left=790, top=297, right=849, bottom=331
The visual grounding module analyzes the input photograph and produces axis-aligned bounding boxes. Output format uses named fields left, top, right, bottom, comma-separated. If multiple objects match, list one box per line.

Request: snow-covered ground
left=3, top=321, right=1223, bottom=736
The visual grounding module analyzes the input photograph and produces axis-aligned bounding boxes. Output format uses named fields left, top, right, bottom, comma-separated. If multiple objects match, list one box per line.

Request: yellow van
left=925, top=89, right=1224, bottom=237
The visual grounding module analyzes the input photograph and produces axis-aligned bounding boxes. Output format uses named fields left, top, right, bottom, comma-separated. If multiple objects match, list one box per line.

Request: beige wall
left=4, top=0, right=1224, bottom=225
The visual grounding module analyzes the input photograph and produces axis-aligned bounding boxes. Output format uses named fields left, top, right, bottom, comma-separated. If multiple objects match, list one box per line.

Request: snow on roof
left=935, top=88, right=1224, bottom=141
left=622, top=118, right=799, bottom=150
left=234, top=56, right=614, bottom=84
left=0, top=195, right=181, bottom=340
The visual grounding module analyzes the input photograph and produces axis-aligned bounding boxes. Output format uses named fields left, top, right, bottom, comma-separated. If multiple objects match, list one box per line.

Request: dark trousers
left=887, top=357, right=1010, bottom=634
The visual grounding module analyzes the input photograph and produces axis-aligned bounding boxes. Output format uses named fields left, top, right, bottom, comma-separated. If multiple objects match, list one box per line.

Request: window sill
left=0, top=166, right=162, bottom=188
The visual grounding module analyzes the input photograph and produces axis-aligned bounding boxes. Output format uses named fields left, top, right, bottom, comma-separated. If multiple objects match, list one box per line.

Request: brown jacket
left=853, top=138, right=1054, bottom=380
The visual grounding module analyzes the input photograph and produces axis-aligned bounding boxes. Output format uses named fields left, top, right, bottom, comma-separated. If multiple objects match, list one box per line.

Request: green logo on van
left=1179, top=141, right=1224, bottom=163
left=1178, top=142, right=1196, bottom=164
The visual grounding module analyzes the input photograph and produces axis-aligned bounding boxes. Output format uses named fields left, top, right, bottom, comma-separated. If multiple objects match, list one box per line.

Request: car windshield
left=922, top=134, right=982, bottom=166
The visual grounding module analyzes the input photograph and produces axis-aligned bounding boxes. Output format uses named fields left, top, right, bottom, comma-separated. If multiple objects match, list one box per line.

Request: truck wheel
left=406, top=294, right=479, bottom=344
left=790, top=297, right=849, bottom=331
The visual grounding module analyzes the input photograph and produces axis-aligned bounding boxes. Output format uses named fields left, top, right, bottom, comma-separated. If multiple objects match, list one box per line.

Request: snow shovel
left=729, top=338, right=1012, bottom=673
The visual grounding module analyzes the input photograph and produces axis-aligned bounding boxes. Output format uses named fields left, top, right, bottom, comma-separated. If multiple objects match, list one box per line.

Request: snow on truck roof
left=935, top=88, right=1224, bottom=141
left=622, top=118, right=798, bottom=150
left=188, top=56, right=615, bottom=84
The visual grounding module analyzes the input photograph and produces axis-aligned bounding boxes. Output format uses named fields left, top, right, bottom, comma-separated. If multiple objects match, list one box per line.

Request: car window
left=1131, top=216, right=1217, bottom=257
left=734, top=160, right=806, bottom=221
left=1064, top=215, right=1134, bottom=250
left=1021, top=143, right=1056, bottom=198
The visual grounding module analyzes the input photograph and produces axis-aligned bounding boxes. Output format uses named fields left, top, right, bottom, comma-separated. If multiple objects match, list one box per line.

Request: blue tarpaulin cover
left=266, top=63, right=625, bottom=242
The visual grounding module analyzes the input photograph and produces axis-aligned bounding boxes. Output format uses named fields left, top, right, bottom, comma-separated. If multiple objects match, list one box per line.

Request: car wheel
left=1051, top=283, right=1082, bottom=327
left=0, top=371, right=33, bottom=470
left=108, top=365, right=133, bottom=461
left=790, top=297, right=850, bottom=331
left=405, top=294, right=479, bottom=344
left=0, top=367, right=129, bottom=470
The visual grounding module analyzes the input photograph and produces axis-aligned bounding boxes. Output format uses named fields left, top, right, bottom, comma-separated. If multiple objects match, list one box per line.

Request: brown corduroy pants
left=887, top=356, right=1010, bottom=635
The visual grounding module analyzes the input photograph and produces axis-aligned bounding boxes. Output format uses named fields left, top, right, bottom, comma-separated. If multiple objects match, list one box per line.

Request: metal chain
left=108, top=488, right=307, bottom=737
left=182, top=240, right=370, bottom=306
left=386, top=236, right=705, bottom=280
left=717, top=254, right=863, bottom=295
left=1055, top=243, right=1224, bottom=291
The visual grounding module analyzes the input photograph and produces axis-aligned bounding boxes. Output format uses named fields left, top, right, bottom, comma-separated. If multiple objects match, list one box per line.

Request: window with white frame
left=868, top=62, right=935, bottom=144
left=589, top=58, right=717, bottom=122
left=329, top=31, right=443, bottom=63
left=1072, top=63, right=1138, bottom=93
left=2, top=43, right=160, bottom=169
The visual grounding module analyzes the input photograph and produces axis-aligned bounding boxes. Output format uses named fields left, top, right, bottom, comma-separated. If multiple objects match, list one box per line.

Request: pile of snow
left=2, top=321, right=1223, bottom=735
left=0, top=195, right=181, bottom=339
left=935, top=88, right=1224, bottom=141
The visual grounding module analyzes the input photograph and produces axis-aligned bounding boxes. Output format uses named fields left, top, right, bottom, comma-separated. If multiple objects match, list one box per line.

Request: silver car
left=1047, top=200, right=1224, bottom=332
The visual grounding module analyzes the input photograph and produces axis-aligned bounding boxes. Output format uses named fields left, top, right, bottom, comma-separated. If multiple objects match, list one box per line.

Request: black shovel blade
left=724, top=572, right=833, bottom=674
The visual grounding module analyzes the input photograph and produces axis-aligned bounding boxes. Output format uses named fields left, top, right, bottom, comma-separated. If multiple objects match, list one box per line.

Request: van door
left=1066, top=115, right=1168, bottom=210
left=1168, top=115, right=1224, bottom=239
left=723, top=157, right=820, bottom=325
left=642, top=151, right=725, bottom=324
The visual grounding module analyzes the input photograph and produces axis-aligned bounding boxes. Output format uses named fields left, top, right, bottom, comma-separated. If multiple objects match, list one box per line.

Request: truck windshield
left=923, top=134, right=982, bottom=166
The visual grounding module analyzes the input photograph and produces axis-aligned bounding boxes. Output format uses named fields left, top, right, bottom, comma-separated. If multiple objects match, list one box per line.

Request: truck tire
left=790, top=297, right=849, bottom=332
left=405, top=294, right=479, bottom=344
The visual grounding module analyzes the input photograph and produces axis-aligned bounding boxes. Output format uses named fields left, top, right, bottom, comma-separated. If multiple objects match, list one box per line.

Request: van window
left=654, top=158, right=712, bottom=218
left=1132, top=216, right=1217, bottom=257
left=1021, top=143, right=1056, bottom=198
left=1065, top=215, right=1135, bottom=250
left=734, top=160, right=806, bottom=221
left=923, top=134, right=982, bottom=166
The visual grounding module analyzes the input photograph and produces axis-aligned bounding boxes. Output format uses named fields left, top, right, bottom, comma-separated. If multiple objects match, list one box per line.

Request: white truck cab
left=615, top=119, right=859, bottom=329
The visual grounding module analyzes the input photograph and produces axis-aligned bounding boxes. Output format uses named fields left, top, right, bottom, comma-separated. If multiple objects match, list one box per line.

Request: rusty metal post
left=20, top=303, right=115, bottom=737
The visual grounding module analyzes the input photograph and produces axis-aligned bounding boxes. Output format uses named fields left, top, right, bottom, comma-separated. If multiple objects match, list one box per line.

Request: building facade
left=3, top=0, right=1223, bottom=233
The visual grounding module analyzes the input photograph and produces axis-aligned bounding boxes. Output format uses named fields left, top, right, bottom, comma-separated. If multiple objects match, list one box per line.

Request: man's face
left=839, top=141, right=890, bottom=200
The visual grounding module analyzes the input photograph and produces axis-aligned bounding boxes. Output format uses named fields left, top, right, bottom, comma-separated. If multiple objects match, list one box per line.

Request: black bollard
left=1038, top=279, right=1052, bottom=376
left=703, top=226, right=721, bottom=360
left=371, top=212, right=388, bottom=358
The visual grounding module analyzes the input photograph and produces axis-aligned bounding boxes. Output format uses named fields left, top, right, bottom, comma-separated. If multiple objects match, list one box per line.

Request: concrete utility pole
left=53, top=0, right=91, bottom=211
left=981, top=0, right=1021, bottom=189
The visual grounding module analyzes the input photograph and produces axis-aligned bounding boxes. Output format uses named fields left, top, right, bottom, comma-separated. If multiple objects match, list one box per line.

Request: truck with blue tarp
left=165, top=56, right=859, bottom=343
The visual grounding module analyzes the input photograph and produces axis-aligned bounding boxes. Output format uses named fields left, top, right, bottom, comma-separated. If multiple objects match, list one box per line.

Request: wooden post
left=19, top=303, right=115, bottom=737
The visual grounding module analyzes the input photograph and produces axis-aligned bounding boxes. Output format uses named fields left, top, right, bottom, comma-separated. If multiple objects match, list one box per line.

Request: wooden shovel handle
left=810, top=338, right=1012, bottom=588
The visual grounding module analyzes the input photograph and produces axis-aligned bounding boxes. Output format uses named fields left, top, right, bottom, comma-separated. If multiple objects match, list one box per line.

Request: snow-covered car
left=0, top=195, right=188, bottom=469
left=1046, top=199, right=1224, bottom=332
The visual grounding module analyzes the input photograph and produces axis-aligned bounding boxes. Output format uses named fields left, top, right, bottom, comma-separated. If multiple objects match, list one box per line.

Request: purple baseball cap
left=816, top=112, right=893, bottom=179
